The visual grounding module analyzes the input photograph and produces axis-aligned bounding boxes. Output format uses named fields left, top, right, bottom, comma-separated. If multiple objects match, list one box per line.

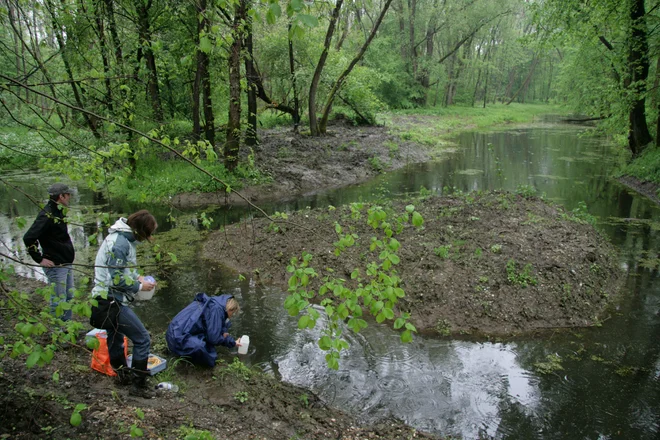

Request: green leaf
left=26, top=351, right=40, bottom=368
left=412, top=212, right=424, bottom=227
left=291, top=0, right=303, bottom=10
left=405, top=323, right=417, bottom=332
left=318, top=336, right=332, bottom=351
left=70, top=411, right=82, bottom=427
left=52, top=371, right=60, bottom=382
left=298, top=315, right=310, bottom=329
left=388, top=254, right=400, bottom=264
left=376, top=312, right=386, bottom=323
left=327, top=356, right=339, bottom=370
left=401, top=329, right=413, bottom=343
left=199, top=36, right=212, bottom=53
left=394, top=318, right=405, bottom=329
left=135, top=408, right=145, bottom=420
left=383, top=308, right=395, bottom=319
left=16, top=217, right=26, bottom=228
left=297, top=13, right=318, bottom=27
left=405, top=204, right=415, bottom=213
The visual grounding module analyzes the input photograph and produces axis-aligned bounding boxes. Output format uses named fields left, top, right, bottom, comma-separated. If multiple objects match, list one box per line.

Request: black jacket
left=23, top=200, right=75, bottom=265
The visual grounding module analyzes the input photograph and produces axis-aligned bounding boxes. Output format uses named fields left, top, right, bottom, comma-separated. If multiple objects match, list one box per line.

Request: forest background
left=3, top=0, right=660, bottom=196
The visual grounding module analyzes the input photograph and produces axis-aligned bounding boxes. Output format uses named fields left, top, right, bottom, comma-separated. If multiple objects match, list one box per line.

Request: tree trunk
left=318, top=0, right=394, bottom=134
left=309, top=0, right=343, bottom=136
left=626, top=0, right=652, bottom=156
left=225, top=0, right=245, bottom=171
left=244, top=1, right=258, bottom=146
left=506, top=56, right=539, bottom=105
left=288, top=22, right=301, bottom=130
left=136, top=0, right=164, bottom=122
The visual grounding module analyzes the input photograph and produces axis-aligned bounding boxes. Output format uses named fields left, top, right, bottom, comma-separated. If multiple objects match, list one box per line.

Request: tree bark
left=626, top=0, right=652, bottom=156
left=244, top=1, right=258, bottom=146
left=136, top=0, right=164, bottom=122
left=309, top=0, right=344, bottom=136
left=225, top=0, right=245, bottom=170
left=318, top=0, right=393, bottom=134
left=288, top=22, right=301, bottom=130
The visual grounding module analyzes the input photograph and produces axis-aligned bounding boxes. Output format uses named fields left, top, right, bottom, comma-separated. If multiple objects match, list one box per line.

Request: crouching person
left=166, top=293, right=241, bottom=367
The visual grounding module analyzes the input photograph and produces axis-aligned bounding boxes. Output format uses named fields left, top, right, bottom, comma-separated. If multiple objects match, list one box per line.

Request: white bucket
left=136, top=288, right=155, bottom=301
left=136, top=276, right=156, bottom=300
left=238, top=335, right=249, bottom=355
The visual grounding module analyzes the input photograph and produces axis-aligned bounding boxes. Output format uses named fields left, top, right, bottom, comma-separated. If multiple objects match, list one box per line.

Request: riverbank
left=203, top=191, right=623, bottom=336
left=0, top=276, right=439, bottom=440
left=168, top=104, right=568, bottom=208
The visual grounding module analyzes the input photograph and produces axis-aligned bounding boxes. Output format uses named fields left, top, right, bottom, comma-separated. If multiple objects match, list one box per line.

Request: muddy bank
left=203, top=191, right=623, bottom=336
left=618, top=175, right=660, bottom=205
left=171, top=122, right=435, bottom=208
left=0, top=276, right=438, bottom=440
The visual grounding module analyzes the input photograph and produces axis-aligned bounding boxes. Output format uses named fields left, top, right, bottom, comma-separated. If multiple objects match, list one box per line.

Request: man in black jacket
left=23, top=183, right=75, bottom=321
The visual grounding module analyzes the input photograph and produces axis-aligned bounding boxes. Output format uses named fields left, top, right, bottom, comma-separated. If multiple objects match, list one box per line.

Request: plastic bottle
left=237, top=335, right=250, bottom=354
left=155, top=382, right=179, bottom=392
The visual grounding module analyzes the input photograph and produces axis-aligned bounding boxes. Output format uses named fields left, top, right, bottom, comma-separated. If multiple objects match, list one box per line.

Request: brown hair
left=226, top=298, right=240, bottom=316
left=126, top=210, right=157, bottom=241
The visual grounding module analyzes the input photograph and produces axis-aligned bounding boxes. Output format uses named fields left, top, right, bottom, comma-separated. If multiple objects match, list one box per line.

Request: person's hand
left=236, top=337, right=242, bottom=346
left=223, top=332, right=229, bottom=338
left=140, top=280, right=156, bottom=291
left=40, top=258, right=54, bottom=268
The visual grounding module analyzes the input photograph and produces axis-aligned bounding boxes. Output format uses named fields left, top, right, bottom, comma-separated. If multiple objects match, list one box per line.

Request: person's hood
left=108, top=217, right=133, bottom=234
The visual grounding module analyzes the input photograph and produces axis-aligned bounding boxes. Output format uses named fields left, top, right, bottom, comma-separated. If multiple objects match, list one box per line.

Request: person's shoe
left=129, top=358, right=155, bottom=399
left=110, top=358, right=132, bottom=386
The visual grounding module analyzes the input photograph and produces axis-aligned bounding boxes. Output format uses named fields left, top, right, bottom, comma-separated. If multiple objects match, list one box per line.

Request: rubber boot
left=110, top=357, right=131, bottom=386
left=129, top=358, right=155, bottom=399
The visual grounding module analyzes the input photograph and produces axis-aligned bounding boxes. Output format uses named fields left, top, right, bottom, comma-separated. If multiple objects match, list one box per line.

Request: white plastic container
left=238, top=335, right=249, bottom=355
left=136, top=276, right=156, bottom=301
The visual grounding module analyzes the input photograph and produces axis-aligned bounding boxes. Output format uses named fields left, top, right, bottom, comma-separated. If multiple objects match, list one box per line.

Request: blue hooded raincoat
left=166, top=293, right=237, bottom=367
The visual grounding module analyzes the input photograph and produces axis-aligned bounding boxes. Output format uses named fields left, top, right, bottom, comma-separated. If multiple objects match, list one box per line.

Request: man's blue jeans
left=44, top=265, right=74, bottom=321
left=107, top=305, right=151, bottom=362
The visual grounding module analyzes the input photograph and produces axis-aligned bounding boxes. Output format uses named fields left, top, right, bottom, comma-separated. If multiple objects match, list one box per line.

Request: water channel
left=2, top=119, right=660, bottom=439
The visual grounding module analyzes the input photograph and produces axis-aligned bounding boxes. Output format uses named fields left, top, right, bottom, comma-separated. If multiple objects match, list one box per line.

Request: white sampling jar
left=238, top=335, right=250, bottom=355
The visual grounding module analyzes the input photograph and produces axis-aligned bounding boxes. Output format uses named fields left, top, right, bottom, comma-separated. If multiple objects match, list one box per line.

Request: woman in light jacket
left=91, top=210, right=157, bottom=398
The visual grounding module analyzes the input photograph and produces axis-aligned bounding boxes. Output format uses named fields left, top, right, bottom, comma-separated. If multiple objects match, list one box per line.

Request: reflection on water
left=3, top=122, right=660, bottom=439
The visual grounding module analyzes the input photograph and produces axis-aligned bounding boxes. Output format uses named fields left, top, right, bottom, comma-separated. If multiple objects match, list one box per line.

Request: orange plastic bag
left=90, top=331, right=128, bottom=377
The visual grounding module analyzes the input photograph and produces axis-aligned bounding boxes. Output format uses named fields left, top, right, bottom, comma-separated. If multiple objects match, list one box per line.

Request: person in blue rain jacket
left=166, top=293, right=241, bottom=367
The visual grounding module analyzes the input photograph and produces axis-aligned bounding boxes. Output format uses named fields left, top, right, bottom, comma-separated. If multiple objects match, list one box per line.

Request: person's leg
left=44, top=266, right=72, bottom=321
left=106, top=320, right=130, bottom=385
left=115, top=306, right=153, bottom=398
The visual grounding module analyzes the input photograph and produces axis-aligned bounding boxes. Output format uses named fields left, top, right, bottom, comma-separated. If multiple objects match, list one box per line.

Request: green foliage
left=69, top=403, right=87, bottom=427
left=434, top=245, right=451, bottom=259
left=506, top=259, right=537, bottom=287
left=284, top=203, right=423, bottom=369
left=561, top=202, right=597, bottom=226
left=534, top=353, right=564, bottom=375
left=435, top=319, right=452, bottom=336
left=221, top=358, right=252, bottom=381
left=177, top=425, right=216, bottom=440
left=618, top=147, right=660, bottom=186
left=233, top=391, right=249, bottom=403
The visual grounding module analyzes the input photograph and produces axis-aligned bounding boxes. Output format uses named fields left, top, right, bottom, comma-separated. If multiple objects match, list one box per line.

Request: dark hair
left=126, top=210, right=157, bottom=241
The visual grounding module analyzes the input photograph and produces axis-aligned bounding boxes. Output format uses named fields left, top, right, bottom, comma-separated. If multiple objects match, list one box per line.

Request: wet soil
left=0, top=276, right=438, bottom=440
left=203, top=192, right=623, bottom=336
left=171, top=120, right=435, bottom=208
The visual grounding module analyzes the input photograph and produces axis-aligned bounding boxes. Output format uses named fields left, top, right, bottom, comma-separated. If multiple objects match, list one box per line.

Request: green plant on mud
left=534, top=353, right=564, bottom=375
left=284, top=203, right=423, bottom=369
left=561, top=201, right=597, bottom=226
left=234, top=391, right=249, bottom=403
left=505, top=259, right=537, bottom=287
left=435, top=319, right=451, bottom=336
left=176, top=425, right=215, bottom=440
left=221, top=358, right=252, bottom=381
